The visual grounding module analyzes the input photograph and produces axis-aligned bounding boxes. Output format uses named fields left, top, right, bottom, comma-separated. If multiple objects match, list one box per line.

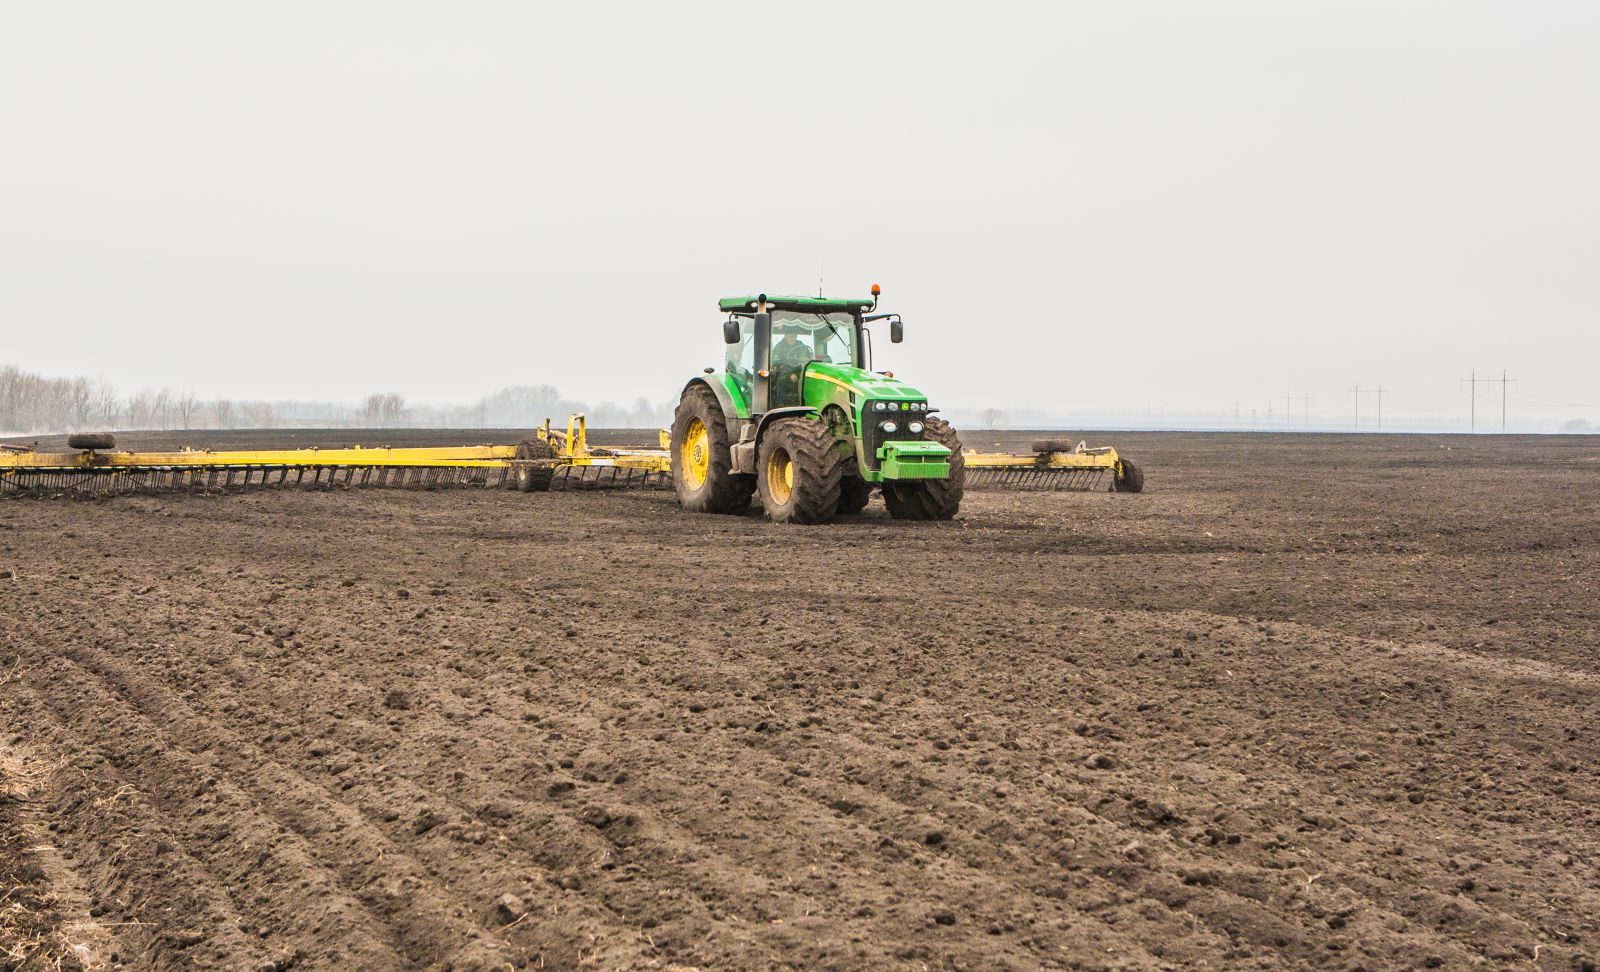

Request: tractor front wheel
left=757, top=417, right=844, bottom=524
left=836, top=476, right=873, bottom=515
left=671, top=385, right=754, bottom=514
left=882, top=416, right=964, bottom=520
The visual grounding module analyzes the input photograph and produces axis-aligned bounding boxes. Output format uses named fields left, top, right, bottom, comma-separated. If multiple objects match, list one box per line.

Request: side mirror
left=723, top=318, right=741, bottom=344
left=890, top=319, right=904, bottom=344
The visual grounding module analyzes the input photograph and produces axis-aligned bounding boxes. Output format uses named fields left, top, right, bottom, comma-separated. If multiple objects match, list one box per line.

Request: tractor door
left=725, top=317, right=757, bottom=414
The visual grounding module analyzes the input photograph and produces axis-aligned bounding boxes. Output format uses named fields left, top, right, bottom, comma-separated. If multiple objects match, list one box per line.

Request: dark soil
left=1, top=430, right=1598, bottom=970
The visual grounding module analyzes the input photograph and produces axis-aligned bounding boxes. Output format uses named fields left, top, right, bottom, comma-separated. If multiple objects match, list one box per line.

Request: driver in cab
left=771, top=327, right=823, bottom=404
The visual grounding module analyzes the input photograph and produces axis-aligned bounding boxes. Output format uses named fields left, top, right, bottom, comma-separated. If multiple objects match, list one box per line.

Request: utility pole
left=1352, top=383, right=1360, bottom=431
left=1462, top=370, right=1488, bottom=432
left=1489, top=370, right=1516, bottom=432
left=1373, top=384, right=1387, bottom=430
left=1285, top=393, right=1293, bottom=428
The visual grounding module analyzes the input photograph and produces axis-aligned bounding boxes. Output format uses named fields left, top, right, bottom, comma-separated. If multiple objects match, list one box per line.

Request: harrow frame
left=1, top=416, right=1135, bottom=496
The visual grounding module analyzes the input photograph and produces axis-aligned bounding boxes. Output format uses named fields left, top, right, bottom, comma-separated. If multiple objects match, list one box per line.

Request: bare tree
left=127, top=389, right=158, bottom=429
left=0, top=366, right=669, bottom=434
left=175, top=391, right=200, bottom=430
left=240, top=401, right=278, bottom=427
left=91, top=380, right=122, bottom=427
left=152, top=388, right=174, bottom=429
left=979, top=408, right=1009, bottom=430
left=359, top=393, right=407, bottom=427
left=66, top=378, right=94, bottom=426
left=380, top=393, right=407, bottom=427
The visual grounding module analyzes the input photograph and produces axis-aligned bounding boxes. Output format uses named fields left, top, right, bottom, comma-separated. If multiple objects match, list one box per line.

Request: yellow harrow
left=1, top=419, right=1136, bottom=496
left=963, top=438, right=1139, bottom=492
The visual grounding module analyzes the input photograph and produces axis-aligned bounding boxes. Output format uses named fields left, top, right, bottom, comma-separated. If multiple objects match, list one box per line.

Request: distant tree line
left=0, top=364, right=674, bottom=434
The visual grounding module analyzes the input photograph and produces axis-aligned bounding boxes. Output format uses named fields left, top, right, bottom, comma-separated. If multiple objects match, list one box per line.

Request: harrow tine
left=963, top=460, right=1111, bottom=492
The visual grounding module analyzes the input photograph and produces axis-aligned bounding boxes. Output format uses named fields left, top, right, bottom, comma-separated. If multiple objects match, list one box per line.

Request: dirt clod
left=494, top=893, right=525, bottom=924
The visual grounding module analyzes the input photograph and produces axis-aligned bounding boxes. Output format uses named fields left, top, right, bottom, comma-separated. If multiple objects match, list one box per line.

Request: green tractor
left=671, top=286, right=962, bottom=524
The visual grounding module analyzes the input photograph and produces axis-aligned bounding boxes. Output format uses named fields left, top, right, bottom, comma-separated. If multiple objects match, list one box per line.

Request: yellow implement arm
left=0, top=445, right=516, bottom=470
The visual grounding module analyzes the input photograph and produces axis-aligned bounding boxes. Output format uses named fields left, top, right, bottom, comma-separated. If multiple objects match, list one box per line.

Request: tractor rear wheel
left=513, top=437, right=554, bottom=492
left=672, top=384, right=754, bottom=514
left=757, top=417, right=844, bottom=524
left=882, top=416, right=964, bottom=520
left=836, top=476, right=873, bottom=515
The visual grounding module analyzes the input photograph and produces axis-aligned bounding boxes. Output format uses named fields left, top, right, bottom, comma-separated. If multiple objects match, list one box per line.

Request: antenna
left=818, top=263, right=824, bottom=298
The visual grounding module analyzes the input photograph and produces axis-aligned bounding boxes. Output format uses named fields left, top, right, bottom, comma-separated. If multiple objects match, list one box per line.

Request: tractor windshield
left=770, top=310, right=857, bottom=367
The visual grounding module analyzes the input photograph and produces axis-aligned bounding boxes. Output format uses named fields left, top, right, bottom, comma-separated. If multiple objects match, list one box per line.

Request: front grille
left=860, top=401, right=928, bottom=471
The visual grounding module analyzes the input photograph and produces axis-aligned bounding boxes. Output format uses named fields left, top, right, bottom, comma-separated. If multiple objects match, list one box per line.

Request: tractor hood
left=805, top=362, right=929, bottom=402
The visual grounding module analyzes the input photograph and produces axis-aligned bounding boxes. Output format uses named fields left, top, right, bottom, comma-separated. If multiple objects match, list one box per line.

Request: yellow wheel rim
left=681, top=418, right=710, bottom=488
left=766, top=448, right=794, bottom=505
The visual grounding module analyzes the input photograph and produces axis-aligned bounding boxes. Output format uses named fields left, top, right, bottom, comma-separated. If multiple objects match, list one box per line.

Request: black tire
left=671, top=384, right=754, bottom=514
left=836, top=476, right=873, bottom=515
left=1030, top=437, right=1079, bottom=454
left=757, top=416, right=844, bottom=524
left=513, top=438, right=555, bottom=492
left=1113, top=457, right=1145, bottom=493
left=882, top=416, right=964, bottom=520
left=66, top=432, right=116, bottom=451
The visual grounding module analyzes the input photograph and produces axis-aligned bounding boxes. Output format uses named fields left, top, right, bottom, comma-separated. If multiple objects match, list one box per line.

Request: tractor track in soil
left=1, top=430, right=1598, bottom=970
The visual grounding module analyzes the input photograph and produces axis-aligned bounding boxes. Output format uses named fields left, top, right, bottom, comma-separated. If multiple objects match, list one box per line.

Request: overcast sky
left=2, top=2, right=1596, bottom=425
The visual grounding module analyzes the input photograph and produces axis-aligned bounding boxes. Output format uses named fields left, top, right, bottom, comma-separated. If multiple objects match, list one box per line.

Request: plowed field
left=2, top=431, right=1598, bottom=971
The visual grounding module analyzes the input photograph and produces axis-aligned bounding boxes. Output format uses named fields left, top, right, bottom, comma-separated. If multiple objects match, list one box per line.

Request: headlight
left=880, top=420, right=898, bottom=434
left=908, top=421, right=925, bottom=434
left=873, top=402, right=887, bottom=412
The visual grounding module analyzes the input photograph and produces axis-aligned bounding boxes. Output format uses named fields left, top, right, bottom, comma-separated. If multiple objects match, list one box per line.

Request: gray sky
left=3, top=1, right=1597, bottom=426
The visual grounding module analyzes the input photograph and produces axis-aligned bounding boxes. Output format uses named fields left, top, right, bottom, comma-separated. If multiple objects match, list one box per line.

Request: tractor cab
left=719, top=294, right=880, bottom=411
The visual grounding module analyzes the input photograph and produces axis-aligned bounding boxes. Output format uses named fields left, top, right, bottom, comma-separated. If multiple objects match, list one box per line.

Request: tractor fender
left=682, top=376, right=743, bottom=441
left=753, top=406, right=818, bottom=449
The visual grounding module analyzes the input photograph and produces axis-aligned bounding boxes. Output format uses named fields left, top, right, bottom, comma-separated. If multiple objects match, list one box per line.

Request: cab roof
left=718, top=294, right=875, bottom=313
